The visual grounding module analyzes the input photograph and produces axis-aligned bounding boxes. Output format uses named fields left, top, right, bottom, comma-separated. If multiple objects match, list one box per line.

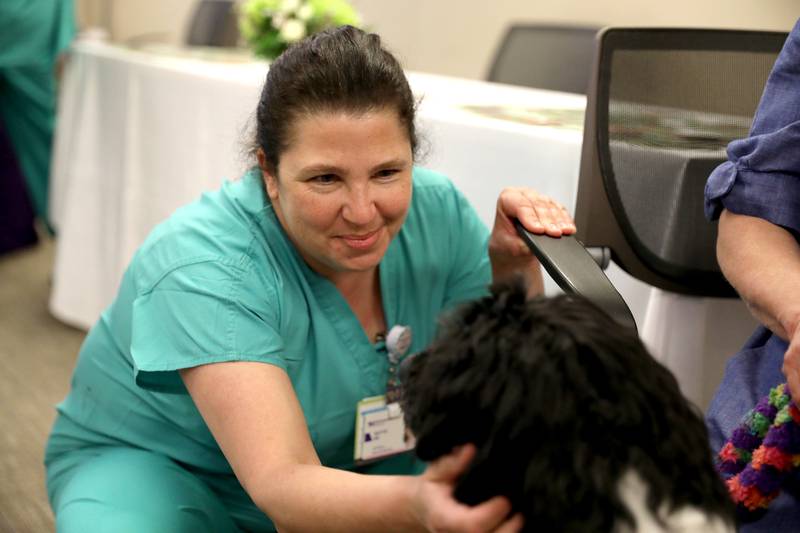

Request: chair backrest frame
left=575, top=27, right=787, bottom=297
left=488, top=24, right=600, bottom=94
left=185, top=0, right=239, bottom=48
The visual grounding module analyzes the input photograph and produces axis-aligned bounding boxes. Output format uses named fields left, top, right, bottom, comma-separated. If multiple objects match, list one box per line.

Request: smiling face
left=261, top=108, right=414, bottom=283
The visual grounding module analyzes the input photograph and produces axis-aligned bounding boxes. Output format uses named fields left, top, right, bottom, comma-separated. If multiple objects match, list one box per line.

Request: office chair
left=487, top=24, right=600, bottom=94
left=516, top=27, right=788, bottom=330
left=185, top=0, right=240, bottom=47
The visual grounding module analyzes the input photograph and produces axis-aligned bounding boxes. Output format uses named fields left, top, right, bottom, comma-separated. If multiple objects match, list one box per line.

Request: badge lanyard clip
left=385, top=325, right=411, bottom=403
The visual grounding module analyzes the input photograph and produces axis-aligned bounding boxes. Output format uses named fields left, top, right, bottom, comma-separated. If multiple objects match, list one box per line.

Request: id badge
left=354, top=395, right=416, bottom=464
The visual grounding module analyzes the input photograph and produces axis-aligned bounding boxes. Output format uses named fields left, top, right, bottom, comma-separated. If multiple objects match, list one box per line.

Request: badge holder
left=353, top=325, right=416, bottom=464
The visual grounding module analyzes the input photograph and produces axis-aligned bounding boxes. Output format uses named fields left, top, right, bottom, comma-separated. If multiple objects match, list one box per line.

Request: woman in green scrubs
left=0, top=0, right=75, bottom=230
left=45, top=26, right=576, bottom=532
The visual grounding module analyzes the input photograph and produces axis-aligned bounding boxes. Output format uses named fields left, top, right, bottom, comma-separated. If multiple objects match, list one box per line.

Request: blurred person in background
left=0, top=0, right=75, bottom=254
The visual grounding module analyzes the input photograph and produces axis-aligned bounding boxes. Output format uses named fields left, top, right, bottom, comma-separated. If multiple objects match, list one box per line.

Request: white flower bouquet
left=239, top=0, right=362, bottom=59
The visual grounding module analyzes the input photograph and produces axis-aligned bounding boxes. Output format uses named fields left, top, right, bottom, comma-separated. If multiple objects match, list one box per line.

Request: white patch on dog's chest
left=614, top=471, right=734, bottom=533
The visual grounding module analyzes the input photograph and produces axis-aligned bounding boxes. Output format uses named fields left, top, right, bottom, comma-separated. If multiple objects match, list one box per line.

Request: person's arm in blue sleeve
left=706, top=18, right=800, bottom=400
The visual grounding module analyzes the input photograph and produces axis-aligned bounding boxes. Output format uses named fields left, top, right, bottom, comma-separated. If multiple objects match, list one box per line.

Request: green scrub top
left=0, top=0, right=76, bottom=225
left=47, top=167, right=491, bottom=527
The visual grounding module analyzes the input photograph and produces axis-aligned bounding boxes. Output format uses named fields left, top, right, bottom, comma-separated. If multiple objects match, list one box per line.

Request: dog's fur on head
left=401, top=282, right=734, bottom=532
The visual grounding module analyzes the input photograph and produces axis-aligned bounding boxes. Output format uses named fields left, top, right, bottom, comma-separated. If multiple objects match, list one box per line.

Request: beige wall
left=352, top=0, right=799, bottom=78
left=76, top=0, right=196, bottom=44
left=76, top=0, right=799, bottom=79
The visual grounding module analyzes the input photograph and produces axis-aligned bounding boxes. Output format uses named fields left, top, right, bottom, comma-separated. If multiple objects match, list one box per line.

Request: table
left=49, top=40, right=755, bottom=409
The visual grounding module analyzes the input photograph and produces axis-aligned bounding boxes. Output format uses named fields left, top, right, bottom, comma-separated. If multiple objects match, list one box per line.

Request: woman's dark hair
left=254, top=25, right=417, bottom=174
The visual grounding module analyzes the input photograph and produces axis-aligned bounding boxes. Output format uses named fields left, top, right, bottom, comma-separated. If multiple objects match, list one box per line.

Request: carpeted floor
left=0, top=237, right=86, bottom=533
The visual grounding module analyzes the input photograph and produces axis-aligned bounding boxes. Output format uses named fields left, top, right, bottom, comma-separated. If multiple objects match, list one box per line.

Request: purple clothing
left=0, top=112, right=37, bottom=254
left=705, top=19, right=800, bottom=531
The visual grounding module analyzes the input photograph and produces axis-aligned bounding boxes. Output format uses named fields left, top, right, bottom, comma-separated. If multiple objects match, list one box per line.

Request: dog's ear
left=400, top=349, right=430, bottom=444
left=402, top=349, right=472, bottom=461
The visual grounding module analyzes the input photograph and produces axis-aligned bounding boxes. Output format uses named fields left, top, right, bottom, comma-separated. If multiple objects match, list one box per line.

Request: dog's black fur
left=402, top=282, right=734, bottom=532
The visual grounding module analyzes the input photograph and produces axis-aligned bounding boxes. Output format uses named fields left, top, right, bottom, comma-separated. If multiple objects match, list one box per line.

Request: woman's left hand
left=488, top=187, right=576, bottom=292
left=413, top=444, right=524, bottom=533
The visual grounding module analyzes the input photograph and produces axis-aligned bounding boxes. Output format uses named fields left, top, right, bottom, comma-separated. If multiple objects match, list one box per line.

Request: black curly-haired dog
left=401, top=282, right=735, bottom=532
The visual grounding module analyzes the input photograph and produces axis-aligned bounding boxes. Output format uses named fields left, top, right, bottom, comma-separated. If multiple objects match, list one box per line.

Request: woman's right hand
left=412, top=444, right=524, bottom=533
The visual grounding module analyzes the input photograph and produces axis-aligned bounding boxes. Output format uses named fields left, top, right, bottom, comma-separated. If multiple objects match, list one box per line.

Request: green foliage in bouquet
left=239, top=0, right=362, bottom=59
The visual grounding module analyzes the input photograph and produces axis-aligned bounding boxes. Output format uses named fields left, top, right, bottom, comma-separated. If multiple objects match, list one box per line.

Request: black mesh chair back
left=517, top=27, right=786, bottom=330
left=186, top=0, right=239, bottom=47
left=574, top=28, right=787, bottom=297
left=487, top=25, right=600, bottom=94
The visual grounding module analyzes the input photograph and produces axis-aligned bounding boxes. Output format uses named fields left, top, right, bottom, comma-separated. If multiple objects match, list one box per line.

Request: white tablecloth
left=49, top=40, right=756, bottom=409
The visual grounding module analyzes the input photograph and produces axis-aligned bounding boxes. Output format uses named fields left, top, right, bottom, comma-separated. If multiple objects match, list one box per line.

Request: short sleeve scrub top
left=45, top=166, right=492, bottom=531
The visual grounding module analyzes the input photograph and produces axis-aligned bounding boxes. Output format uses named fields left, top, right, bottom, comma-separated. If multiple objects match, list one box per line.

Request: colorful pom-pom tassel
left=718, top=383, right=798, bottom=511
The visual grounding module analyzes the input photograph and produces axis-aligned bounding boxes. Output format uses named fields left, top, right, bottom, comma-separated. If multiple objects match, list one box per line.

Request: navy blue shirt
left=705, top=19, right=800, bottom=531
